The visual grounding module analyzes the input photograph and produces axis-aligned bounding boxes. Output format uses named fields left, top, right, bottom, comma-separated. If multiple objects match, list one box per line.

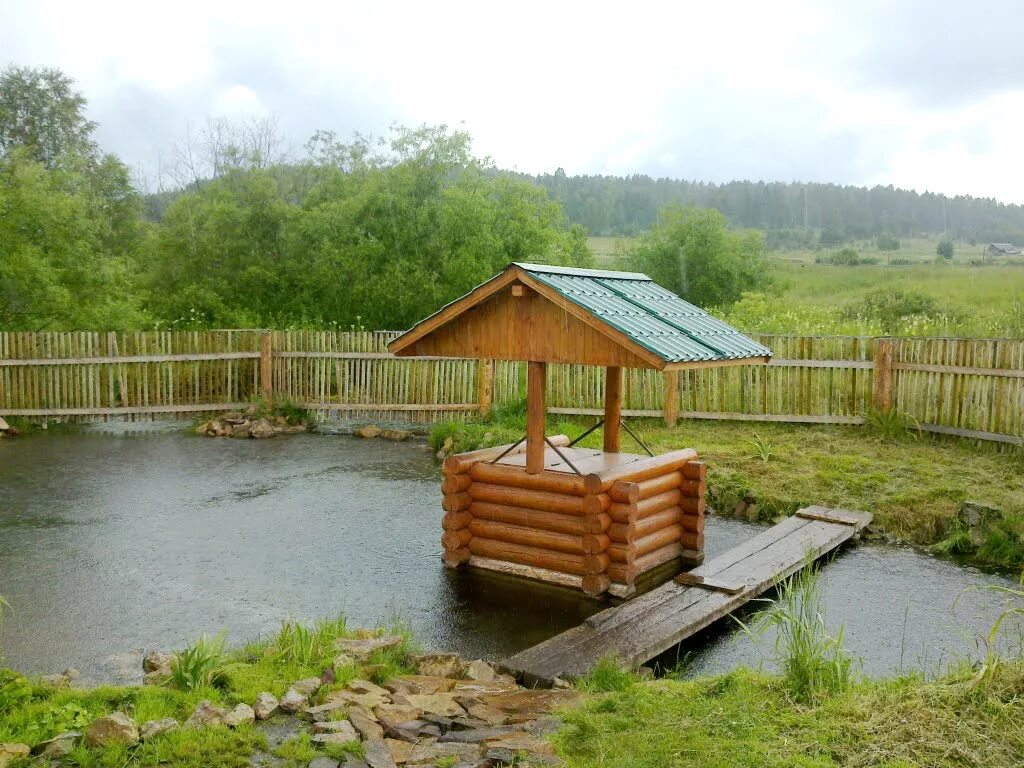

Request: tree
left=625, top=206, right=769, bottom=309
left=936, top=238, right=954, bottom=259
left=0, top=65, right=97, bottom=168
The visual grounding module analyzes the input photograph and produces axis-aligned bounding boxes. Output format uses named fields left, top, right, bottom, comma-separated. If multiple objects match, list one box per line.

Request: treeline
left=521, top=171, right=1024, bottom=245
left=0, top=67, right=590, bottom=331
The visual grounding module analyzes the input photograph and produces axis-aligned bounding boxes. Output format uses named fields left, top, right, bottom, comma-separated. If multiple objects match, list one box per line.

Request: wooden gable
left=390, top=269, right=663, bottom=368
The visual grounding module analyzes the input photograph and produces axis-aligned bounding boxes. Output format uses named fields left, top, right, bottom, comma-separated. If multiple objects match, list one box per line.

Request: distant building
left=986, top=242, right=1021, bottom=256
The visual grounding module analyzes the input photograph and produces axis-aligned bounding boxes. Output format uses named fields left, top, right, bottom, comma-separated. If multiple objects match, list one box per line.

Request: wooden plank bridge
left=501, top=507, right=872, bottom=685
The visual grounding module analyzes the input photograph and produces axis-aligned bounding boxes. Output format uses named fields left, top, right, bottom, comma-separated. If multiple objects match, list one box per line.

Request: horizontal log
left=635, top=506, right=681, bottom=538
left=609, top=490, right=680, bottom=523
left=441, top=474, right=472, bottom=494
left=635, top=525, right=683, bottom=557
left=607, top=543, right=635, bottom=565
left=608, top=520, right=635, bottom=544
left=583, top=448, right=698, bottom=493
left=680, top=512, right=705, bottom=533
left=468, top=460, right=587, bottom=495
left=587, top=512, right=612, bottom=534
left=442, top=510, right=472, bottom=530
left=634, top=542, right=683, bottom=575
left=679, top=478, right=707, bottom=497
left=606, top=561, right=637, bottom=584
left=467, top=483, right=585, bottom=515
left=680, top=496, right=706, bottom=516
left=608, top=481, right=640, bottom=504
left=444, top=435, right=569, bottom=475
left=680, top=530, right=705, bottom=550
left=581, top=493, right=611, bottom=515
left=0, top=352, right=260, bottom=366
left=583, top=533, right=611, bottom=555
left=442, top=492, right=472, bottom=513
left=443, top=547, right=471, bottom=568
left=468, top=538, right=588, bottom=576
left=583, top=553, right=611, bottom=575
left=608, top=501, right=637, bottom=524
left=635, top=472, right=683, bottom=500
left=582, top=573, right=611, bottom=596
left=468, top=519, right=585, bottom=555
left=467, top=555, right=584, bottom=591
left=441, top=528, right=472, bottom=549
left=469, top=502, right=588, bottom=535
left=681, top=461, right=707, bottom=481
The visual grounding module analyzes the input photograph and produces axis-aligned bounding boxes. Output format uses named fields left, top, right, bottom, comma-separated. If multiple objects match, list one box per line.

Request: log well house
left=388, top=263, right=772, bottom=598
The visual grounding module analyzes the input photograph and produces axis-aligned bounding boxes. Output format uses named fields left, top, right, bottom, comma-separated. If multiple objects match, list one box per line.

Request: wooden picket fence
left=1, top=331, right=1022, bottom=444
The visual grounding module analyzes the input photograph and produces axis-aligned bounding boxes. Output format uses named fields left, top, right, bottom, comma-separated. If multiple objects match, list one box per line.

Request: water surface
left=0, top=426, right=1019, bottom=683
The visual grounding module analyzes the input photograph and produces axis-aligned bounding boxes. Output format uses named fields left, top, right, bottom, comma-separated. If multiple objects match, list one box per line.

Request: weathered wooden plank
left=892, top=362, right=1024, bottom=379
left=0, top=352, right=261, bottom=366
left=501, top=508, right=871, bottom=684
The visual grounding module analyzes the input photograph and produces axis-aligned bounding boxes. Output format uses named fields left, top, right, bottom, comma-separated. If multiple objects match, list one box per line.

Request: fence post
left=663, top=370, right=679, bottom=427
left=477, top=358, right=494, bottom=419
left=260, top=331, right=273, bottom=405
left=873, top=338, right=893, bottom=412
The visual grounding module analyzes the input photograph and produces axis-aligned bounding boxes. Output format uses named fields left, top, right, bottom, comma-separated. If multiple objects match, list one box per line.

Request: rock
left=325, top=688, right=389, bottom=709
left=365, top=739, right=401, bottom=768
left=384, top=675, right=457, bottom=696
left=339, top=754, right=371, bottom=768
left=451, top=679, right=521, bottom=697
left=253, top=692, right=279, bottom=720
left=333, top=653, right=357, bottom=670
left=310, top=720, right=358, bottom=746
left=413, top=653, right=463, bottom=678
left=224, top=703, right=255, bottom=728
left=356, top=424, right=382, bottom=439
left=374, top=703, right=424, bottom=724
left=186, top=700, right=228, bottom=727
left=959, top=501, right=1003, bottom=545
left=250, top=418, right=279, bottom=439
left=84, top=712, right=139, bottom=747
left=32, top=732, right=81, bottom=758
left=463, top=660, right=496, bottom=683
left=291, top=677, right=323, bottom=696
left=380, top=429, right=412, bottom=442
left=230, top=423, right=251, bottom=439
left=484, top=747, right=518, bottom=766
left=349, top=708, right=385, bottom=740
left=142, top=650, right=174, bottom=673
left=406, top=741, right=481, bottom=764
left=347, top=679, right=391, bottom=698
left=440, top=726, right=519, bottom=743
left=479, top=690, right=581, bottom=723
left=464, top=703, right=509, bottom=726
left=403, top=693, right=465, bottom=718
left=309, top=758, right=341, bottom=768
left=143, top=670, right=170, bottom=686
left=139, top=718, right=178, bottom=741
left=335, top=634, right=404, bottom=659
left=278, top=688, right=309, bottom=713
left=482, top=731, right=556, bottom=756
left=63, top=667, right=80, bottom=680
left=0, top=416, right=9, bottom=431
left=302, top=699, right=350, bottom=720
left=0, top=743, right=30, bottom=768
left=312, top=720, right=357, bottom=735
left=550, top=677, right=571, bottom=690
left=40, top=673, right=70, bottom=688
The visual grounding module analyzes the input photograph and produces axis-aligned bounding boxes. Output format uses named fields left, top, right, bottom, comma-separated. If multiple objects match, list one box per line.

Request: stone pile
left=2, top=637, right=575, bottom=768
left=195, top=410, right=307, bottom=439
left=355, top=424, right=414, bottom=441
left=0, top=416, right=19, bottom=438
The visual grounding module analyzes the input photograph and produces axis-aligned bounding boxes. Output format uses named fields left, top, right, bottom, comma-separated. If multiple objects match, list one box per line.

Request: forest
left=2, top=64, right=1022, bottom=334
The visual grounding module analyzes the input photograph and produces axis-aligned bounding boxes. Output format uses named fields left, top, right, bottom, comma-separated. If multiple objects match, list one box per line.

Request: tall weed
left=170, top=631, right=229, bottom=691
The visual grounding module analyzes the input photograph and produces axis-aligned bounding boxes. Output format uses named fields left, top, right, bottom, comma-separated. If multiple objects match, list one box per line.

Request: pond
left=0, top=426, right=1020, bottom=684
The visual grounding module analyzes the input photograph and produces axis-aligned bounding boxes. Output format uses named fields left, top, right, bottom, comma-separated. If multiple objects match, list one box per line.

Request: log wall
left=443, top=443, right=706, bottom=597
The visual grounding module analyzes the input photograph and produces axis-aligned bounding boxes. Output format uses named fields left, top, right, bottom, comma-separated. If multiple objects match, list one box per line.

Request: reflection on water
left=0, top=426, right=1020, bottom=683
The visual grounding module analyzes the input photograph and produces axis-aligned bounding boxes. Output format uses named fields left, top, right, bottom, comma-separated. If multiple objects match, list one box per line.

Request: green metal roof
left=514, top=263, right=772, bottom=364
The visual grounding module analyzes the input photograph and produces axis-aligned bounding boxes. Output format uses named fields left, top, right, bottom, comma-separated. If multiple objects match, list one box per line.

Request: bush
left=875, top=233, right=901, bottom=251
left=845, top=288, right=954, bottom=333
left=937, top=239, right=954, bottom=259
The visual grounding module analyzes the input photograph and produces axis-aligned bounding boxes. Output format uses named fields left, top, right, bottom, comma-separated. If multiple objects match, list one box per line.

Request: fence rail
left=0, top=331, right=1022, bottom=444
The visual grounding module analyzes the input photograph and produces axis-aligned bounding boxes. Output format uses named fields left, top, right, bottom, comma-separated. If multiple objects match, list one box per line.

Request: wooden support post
left=873, top=338, right=894, bottom=412
left=477, top=358, right=494, bottom=419
left=604, top=366, right=623, bottom=453
left=526, top=361, right=547, bottom=474
left=260, top=331, right=273, bottom=405
left=663, top=369, right=679, bottom=427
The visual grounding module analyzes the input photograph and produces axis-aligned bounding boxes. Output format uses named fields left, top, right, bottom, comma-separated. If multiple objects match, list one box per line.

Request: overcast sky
left=3, top=0, right=1023, bottom=202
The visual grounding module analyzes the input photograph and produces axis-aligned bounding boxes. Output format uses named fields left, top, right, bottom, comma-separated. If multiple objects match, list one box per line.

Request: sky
left=3, top=0, right=1024, bottom=202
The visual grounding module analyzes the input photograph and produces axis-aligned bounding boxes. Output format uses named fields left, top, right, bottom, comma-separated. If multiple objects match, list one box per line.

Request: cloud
left=1, top=0, right=1022, bottom=203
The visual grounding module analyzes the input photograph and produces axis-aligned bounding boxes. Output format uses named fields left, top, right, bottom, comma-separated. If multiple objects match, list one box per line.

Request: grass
left=556, top=661, right=1024, bottom=768
left=431, top=412, right=1024, bottom=569
left=740, top=561, right=854, bottom=703
left=0, top=616, right=415, bottom=767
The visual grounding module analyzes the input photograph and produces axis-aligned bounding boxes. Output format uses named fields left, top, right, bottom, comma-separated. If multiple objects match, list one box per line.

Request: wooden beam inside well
left=526, top=361, right=547, bottom=474
left=604, top=366, right=623, bottom=453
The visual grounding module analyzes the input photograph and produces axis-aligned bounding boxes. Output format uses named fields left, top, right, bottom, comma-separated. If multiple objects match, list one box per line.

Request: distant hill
left=518, top=171, right=1024, bottom=247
